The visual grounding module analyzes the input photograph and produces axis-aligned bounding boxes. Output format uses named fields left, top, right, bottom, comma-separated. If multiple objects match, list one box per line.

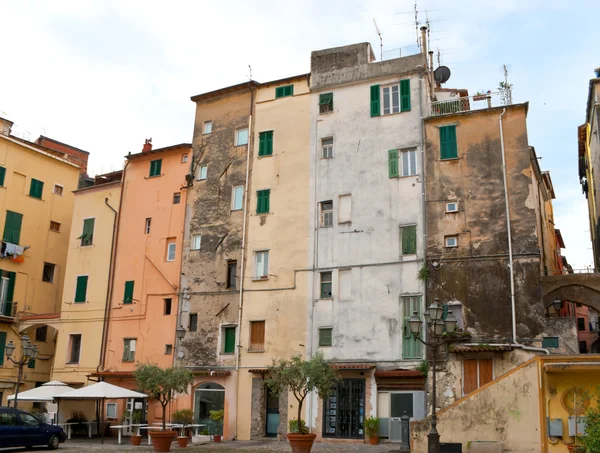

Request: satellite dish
left=434, top=66, right=451, bottom=84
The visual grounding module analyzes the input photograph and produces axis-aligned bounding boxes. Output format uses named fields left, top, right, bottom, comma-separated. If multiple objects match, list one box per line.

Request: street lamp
left=408, top=298, right=457, bottom=453
left=5, top=333, right=39, bottom=409
left=552, top=298, right=563, bottom=313
left=176, top=326, right=186, bottom=360
left=176, top=326, right=187, bottom=340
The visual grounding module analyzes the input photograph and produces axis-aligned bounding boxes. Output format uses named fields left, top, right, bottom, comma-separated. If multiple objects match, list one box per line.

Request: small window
left=35, top=326, right=48, bottom=342
left=320, top=272, right=332, bottom=299
left=29, top=178, right=44, bottom=199
left=191, top=235, right=202, bottom=251
left=258, top=131, right=274, bottom=157
left=165, top=344, right=173, bottom=355
left=68, top=334, right=82, bottom=364
left=173, top=193, right=181, bottom=204
left=319, top=93, right=334, bottom=114
left=322, top=138, right=333, bottom=159
left=401, top=225, right=417, bottom=255
left=42, top=262, right=56, bottom=283
left=542, top=337, right=559, bottom=348
left=74, top=276, right=88, bottom=303
left=256, top=189, right=270, bottom=214
left=164, top=298, right=172, bottom=315
left=197, top=165, right=207, bottom=181
left=232, top=186, right=244, bottom=211
left=382, top=85, right=400, bottom=115
left=275, top=85, right=294, bottom=98
left=222, top=326, right=236, bottom=354
left=254, top=250, right=269, bottom=279
left=446, top=202, right=458, bottom=213
left=123, top=338, right=136, bottom=362
left=50, top=221, right=61, bottom=232
left=0, top=167, right=5, bottom=187
left=319, top=328, right=333, bottom=347
left=236, top=128, right=249, bottom=146
left=320, top=201, right=333, bottom=228
left=189, top=314, right=198, bottom=332
left=400, top=149, right=417, bottom=176
left=123, top=280, right=134, bottom=304
left=249, top=320, right=265, bottom=351
left=227, top=261, right=237, bottom=289
left=440, top=125, right=458, bottom=160
left=204, top=121, right=212, bottom=135
left=181, top=154, right=188, bottom=163
left=106, top=403, right=117, bottom=419
left=145, top=218, right=151, bottom=234
left=578, top=318, right=586, bottom=331
left=149, top=159, right=162, bottom=177
left=53, top=184, right=64, bottom=196
left=80, top=218, right=95, bottom=246
left=445, top=235, right=458, bottom=248
left=167, top=241, right=176, bottom=262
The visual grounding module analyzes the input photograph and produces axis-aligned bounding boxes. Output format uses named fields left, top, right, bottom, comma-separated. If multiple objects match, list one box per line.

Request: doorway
left=265, top=386, right=279, bottom=437
left=124, top=397, right=146, bottom=435
left=389, top=391, right=425, bottom=443
left=323, top=378, right=365, bottom=438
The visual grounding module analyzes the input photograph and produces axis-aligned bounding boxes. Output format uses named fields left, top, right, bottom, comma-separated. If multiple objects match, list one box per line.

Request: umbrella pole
left=101, top=398, right=105, bottom=444
left=96, top=400, right=100, bottom=439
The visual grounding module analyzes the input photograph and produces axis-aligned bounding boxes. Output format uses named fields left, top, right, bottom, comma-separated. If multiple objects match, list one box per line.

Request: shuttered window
left=223, top=326, right=236, bottom=354
left=388, top=149, right=399, bottom=178
left=28, top=358, right=35, bottom=369
left=275, top=85, right=294, bottom=98
left=401, top=225, right=417, bottom=255
left=0, top=166, right=6, bottom=187
left=123, top=281, right=134, bottom=304
left=29, top=179, right=44, bottom=199
left=0, top=331, right=6, bottom=366
left=402, top=296, right=423, bottom=359
left=319, top=93, right=334, bottom=113
left=79, top=218, right=95, bottom=246
left=149, top=159, right=162, bottom=177
left=249, top=321, right=265, bottom=351
left=440, top=125, right=458, bottom=159
left=370, top=85, right=381, bottom=117
left=1, top=273, right=16, bottom=317
left=258, top=131, right=273, bottom=157
left=74, top=276, right=88, bottom=303
left=400, top=79, right=411, bottom=112
left=189, top=313, right=198, bottom=332
left=123, top=339, right=136, bottom=362
left=319, top=328, right=333, bottom=347
left=3, top=211, right=23, bottom=244
left=256, top=189, right=270, bottom=214
left=463, top=358, right=493, bottom=396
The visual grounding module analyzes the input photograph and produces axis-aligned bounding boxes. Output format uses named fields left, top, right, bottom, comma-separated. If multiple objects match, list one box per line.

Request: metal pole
left=427, top=341, right=440, bottom=453
left=13, top=360, right=23, bottom=410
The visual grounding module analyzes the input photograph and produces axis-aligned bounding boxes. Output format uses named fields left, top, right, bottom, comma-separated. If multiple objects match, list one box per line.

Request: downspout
left=234, top=83, right=255, bottom=440
left=498, top=109, right=549, bottom=355
left=419, top=74, right=427, bottom=316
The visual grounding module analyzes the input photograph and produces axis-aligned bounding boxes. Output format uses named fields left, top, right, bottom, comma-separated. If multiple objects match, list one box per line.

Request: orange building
left=91, top=140, right=191, bottom=426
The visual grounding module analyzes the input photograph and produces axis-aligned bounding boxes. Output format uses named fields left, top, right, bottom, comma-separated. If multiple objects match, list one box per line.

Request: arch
left=193, top=382, right=225, bottom=426
left=542, top=284, right=600, bottom=314
left=197, top=382, right=224, bottom=390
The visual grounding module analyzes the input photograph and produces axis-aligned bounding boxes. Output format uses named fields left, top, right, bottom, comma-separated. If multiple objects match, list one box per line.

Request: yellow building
left=51, top=172, right=122, bottom=387
left=0, top=130, right=80, bottom=405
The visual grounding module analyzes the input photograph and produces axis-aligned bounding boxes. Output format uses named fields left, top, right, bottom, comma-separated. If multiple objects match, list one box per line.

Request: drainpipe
left=419, top=75, right=427, bottom=317
left=498, top=109, right=549, bottom=355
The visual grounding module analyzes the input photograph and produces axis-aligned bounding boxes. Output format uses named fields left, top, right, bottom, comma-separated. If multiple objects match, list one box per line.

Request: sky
left=0, top=0, right=597, bottom=269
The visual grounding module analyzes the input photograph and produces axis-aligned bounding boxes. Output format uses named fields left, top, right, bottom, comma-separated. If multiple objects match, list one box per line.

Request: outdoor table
left=139, top=426, right=165, bottom=445
left=109, top=424, right=149, bottom=444
left=58, top=422, right=94, bottom=439
left=189, top=424, right=206, bottom=435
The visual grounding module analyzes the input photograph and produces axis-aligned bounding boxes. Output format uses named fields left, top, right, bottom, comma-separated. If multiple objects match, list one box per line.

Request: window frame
left=149, top=159, right=162, bottom=177
left=166, top=241, right=177, bottom=262
left=181, top=154, right=188, bottom=163
left=53, top=184, right=64, bottom=196
left=254, top=250, right=269, bottom=279
left=275, top=85, right=294, bottom=98
left=165, top=344, right=173, bottom=355
left=50, top=221, right=61, bottom=232
left=222, top=325, right=237, bottom=354
left=235, top=128, right=249, bottom=146
left=106, top=403, right=118, bottom=420
left=29, top=178, right=44, bottom=200
left=256, top=189, right=270, bottom=215
left=197, top=164, right=208, bottom=181
left=164, top=298, right=172, bottom=315
left=321, top=137, right=334, bottom=159
left=462, top=357, right=494, bottom=396
left=35, top=325, right=48, bottom=342
left=320, top=271, right=333, bottom=299
left=74, top=275, right=88, bottom=303
left=401, top=225, right=417, bottom=255
left=231, top=185, right=244, bottom=211
left=122, top=338, right=136, bottom=362
left=318, top=327, right=333, bottom=347
left=258, top=131, right=274, bottom=157
left=173, top=193, right=181, bottom=204
left=445, top=235, right=458, bottom=248
left=319, top=92, right=334, bottom=114
left=3, top=210, right=23, bottom=244
left=445, top=202, right=458, bottom=213
left=123, top=280, right=135, bottom=304
left=191, top=234, right=202, bottom=251
left=249, top=320, right=266, bottom=352
left=42, top=262, right=56, bottom=284
left=67, top=334, right=82, bottom=364
left=382, top=84, right=400, bottom=115
left=80, top=218, right=95, bottom=247
left=320, top=201, right=333, bottom=228
left=439, top=125, right=458, bottom=160
left=203, top=121, right=212, bottom=135
left=145, top=218, right=151, bottom=234
left=400, top=148, right=418, bottom=177
left=189, top=313, right=198, bottom=332
left=226, top=260, right=237, bottom=289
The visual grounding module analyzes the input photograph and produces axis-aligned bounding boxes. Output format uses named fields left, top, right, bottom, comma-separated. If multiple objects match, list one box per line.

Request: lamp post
left=408, top=298, right=457, bottom=453
left=176, top=326, right=186, bottom=360
left=5, top=333, right=38, bottom=409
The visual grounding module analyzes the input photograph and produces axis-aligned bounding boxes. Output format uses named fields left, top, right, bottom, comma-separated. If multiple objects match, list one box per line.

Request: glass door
left=265, top=386, right=279, bottom=437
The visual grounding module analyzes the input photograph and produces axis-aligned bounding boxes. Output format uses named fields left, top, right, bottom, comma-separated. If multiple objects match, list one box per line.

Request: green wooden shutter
left=6, top=272, right=15, bottom=317
left=75, top=276, right=88, bottom=303
left=286, top=85, right=294, bottom=96
left=440, top=126, right=458, bottom=159
left=370, top=85, right=381, bottom=117
left=402, top=297, right=423, bottom=359
left=3, top=211, right=23, bottom=244
left=402, top=226, right=417, bottom=255
left=0, top=331, right=6, bottom=366
left=400, top=79, right=411, bottom=112
left=28, top=358, right=35, bottom=369
left=122, top=341, right=130, bottom=361
left=124, top=281, right=134, bottom=304
left=275, top=87, right=283, bottom=98
left=224, top=327, right=236, bottom=353
left=259, top=132, right=273, bottom=157
left=388, top=150, right=399, bottom=178
left=319, top=328, right=332, bottom=347
left=0, top=166, right=6, bottom=186
left=150, top=159, right=162, bottom=177
left=257, top=190, right=270, bottom=214
left=29, top=179, right=44, bottom=199
left=80, top=218, right=95, bottom=245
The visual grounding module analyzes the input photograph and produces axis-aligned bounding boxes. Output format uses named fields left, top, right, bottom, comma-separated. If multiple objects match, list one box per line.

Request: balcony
left=430, top=92, right=505, bottom=117
left=0, top=300, right=17, bottom=321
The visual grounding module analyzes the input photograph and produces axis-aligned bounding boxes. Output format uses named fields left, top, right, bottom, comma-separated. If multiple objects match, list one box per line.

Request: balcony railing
left=0, top=300, right=17, bottom=318
left=430, top=92, right=504, bottom=117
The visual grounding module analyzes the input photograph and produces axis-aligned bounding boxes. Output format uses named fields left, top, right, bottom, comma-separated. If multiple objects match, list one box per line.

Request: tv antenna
left=247, top=65, right=253, bottom=81
left=373, top=18, right=382, bottom=61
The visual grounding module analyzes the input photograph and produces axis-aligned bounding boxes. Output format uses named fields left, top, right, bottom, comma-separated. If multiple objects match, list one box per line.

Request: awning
left=8, top=380, right=75, bottom=402
left=374, top=370, right=426, bottom=391
left=248, top=369, right=269, bottom=374
left=55, top=381, right=146, bottom=400
left=450, top=346, right=512, bottom=353
left=89, top=371, right=134, bottom=378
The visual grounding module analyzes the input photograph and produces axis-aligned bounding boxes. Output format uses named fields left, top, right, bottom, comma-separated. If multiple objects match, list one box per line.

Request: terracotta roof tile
left=89, top=371, right=134, bottom=378
left=19, top=313, right=61, bottom=321
left=331, top=363, right=375, bottom=370
left=451, top=346, right=512, bottom=353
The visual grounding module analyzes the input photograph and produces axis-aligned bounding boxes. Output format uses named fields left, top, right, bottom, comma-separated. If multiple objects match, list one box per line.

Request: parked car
left=0, top=407, right=67, bottom=449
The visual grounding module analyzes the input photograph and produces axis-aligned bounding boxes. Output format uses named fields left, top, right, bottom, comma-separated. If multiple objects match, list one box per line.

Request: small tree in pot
left=172, top=409, right=194, bottom=447
left=266, top=352, right=339, bottom=453
left=209, top=410, right=224, bottom=442
left=134, top=364, right=194, bottom=453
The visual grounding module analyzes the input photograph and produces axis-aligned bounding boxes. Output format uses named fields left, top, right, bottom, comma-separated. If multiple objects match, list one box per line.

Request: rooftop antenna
left=503, top=64, right=512, bottom=104
left=247, top=65, right=252, bottom=81
left=373, top=18, right=382, bottom=61
left=415, top=1, right=420, bottom=48
left=437, top=48, right=441, bottom=66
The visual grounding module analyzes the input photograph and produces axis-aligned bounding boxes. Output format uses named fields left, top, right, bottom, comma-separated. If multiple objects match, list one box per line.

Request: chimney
left=420, top=26, right=428, bottom=57
left=1, top=117, right=13, bottom=136
left=142, top=138, right=152, bottom=153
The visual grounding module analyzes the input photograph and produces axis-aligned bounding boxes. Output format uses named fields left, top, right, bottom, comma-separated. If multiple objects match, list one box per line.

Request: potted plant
left=130, top=409, right=144, bottom=446
left=473, top=90, right=491, bottom=101
left=364, top=416, right=380, bottom=445
left=209, top=410, right=224, bottom=442
left=266, top=352, right=339, bottom=453
left=172, top=409, right=194, bottom=447
left=134, top=364, right=194, bottom=453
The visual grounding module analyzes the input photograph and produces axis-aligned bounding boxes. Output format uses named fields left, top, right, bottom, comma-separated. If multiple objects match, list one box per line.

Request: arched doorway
left=193, top=382, right=224, bottom=426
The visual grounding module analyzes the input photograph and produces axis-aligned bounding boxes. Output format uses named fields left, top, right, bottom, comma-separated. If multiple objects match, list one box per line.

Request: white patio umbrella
left=7, top=380, right=75, bottom=402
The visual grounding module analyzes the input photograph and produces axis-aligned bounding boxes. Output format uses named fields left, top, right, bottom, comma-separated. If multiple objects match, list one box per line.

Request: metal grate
left=323, top=378, right=365, bottom=438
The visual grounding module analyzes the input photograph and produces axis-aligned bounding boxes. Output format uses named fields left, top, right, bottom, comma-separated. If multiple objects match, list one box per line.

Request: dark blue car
left=0, top=407, right=67, bottom=449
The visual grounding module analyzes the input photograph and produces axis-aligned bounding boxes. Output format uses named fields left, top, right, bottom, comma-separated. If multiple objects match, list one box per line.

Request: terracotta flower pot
left=213, top=435, right=222, bottom=442
left=131, top=435, right=142, bottom=446
left=149, top=430, right=176, bottom=453
left=287, top=433, right=317, bottom=453
left=177, top=436, right=189, bottom=448
left=369, top=436, right=379, bottom=445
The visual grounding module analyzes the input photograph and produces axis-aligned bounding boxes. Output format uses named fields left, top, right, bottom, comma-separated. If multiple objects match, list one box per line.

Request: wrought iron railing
left=430, top=92, right=504, bottom=117
left=0, top=300, right=17, bottom=318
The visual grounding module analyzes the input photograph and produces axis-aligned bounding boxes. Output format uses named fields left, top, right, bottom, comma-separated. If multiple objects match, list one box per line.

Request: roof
left=542, top=171, right=556, bottom=199
left=8, top=381, right=75, bottom=402
left=55, top=381, right=146, bottom=400
left=191, top=81, right=260, bottom=102
left=258, top=73, right=310, bottom=88
left=89, top=371, right=134, bottom=378
left=126, top=143, right=191, bottom=160
left=331, top=363, right=375, bottom=370
left=0, top=134, right=80, bottom=169
left=450, top=346, right=512, bottom=353
left=374, top=370, right=424, bottom=378
left=555, top=229, right=566, bottom=248
left=36, top=135, right=90, bottom=155
left=19, top=313, right=60, bottom=321
left=248, top=369, right=269, bottom=374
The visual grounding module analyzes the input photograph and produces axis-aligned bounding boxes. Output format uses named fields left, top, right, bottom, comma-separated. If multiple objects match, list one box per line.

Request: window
left=319, top=328, right=333, bottom=347
left=164, top=298, right=172, bottom=315
left=0, top=412, right=17, bottom=425
left=388, top=149, right=399, bottom=177
left=320, top=272, right=332, bottom=299
left=275, top=85, right=294, bottom=98
left=165, top=344, right=173, bottom=355
left=123, top=280, right=134, bottom=304
left=197, top=165, right=207, bottom=181
left=35, top=326, right=48, bottom=342
left=189, top=314, right=198, bottom=332
left=28, top=358, right=35, bottom=369
left=401, top=225, right=417, bottom=255
left=254, top=251, right=269, bottom=279
left=204, top=121, right=212, bottom=135
left=371, top=81, right=410, bottom=117
left=227, top=261, right=237, bottom=289
left=181, top=154, right=188, bottom=163
left=21, top=413, right=39, bottom=426
left=446, top=202, right=458, bottom=213
left=578, top=318, right=586, bottom=331
left=0, top=167, right=5, bottom=187
left=338, top=194, right=351, bottom=224
left=579, top=341, right=588, bottom=353
left=80, top=218, right=95, bottom=246
left=42, top=262, right=56, bottom=283
left=50, top=221, right=61, bottom=232
left=249, top=321, right=265, bottom=351
left=67, top=334, right=82, bottom=364
left=3, top=210, right=23, bottom=244
left=402, top=296, right=423, bottom=359
left=74, top=276, right=88, bottom=303
left=258, top=131, right=274, bottom=157
left=191, top=235, right=202, bottom=251
left=445, top=235, right=458, bottom=248
left=149, top=159, right=162, bottom=177
left=322, top=138, right=333, bottom=159
left=123, top=339, right=136, bottom=362
left=383, top=85, right=400, bottom=114
left=232, top=185, right=244, bottom=211
left=320, top=201, right=333, bottom=227
left=400, top=149, right=417, bottom=176
left=463, top=359, right=493, bottom=396
left=106, top=403, right=117, bottom=419
left=53, top=184, right=64, bottom=196
left=167, top=241, right=176, bottom=261
left=256, top=189, right=270, bottom=214
left=319, top=92, right=333, bottom=114
left=236, top=128, right=249, bottom=146
left=29, top=178, right=44, bottom=199
left=542, top=337, right=559, bottom=348
left=222, top=326, right=236, bottom=354
left=173, top=193, right=181, bottom=204
left=440, top=125, right=458, bottom=159
left=145, top=218, right=151, bottom=234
